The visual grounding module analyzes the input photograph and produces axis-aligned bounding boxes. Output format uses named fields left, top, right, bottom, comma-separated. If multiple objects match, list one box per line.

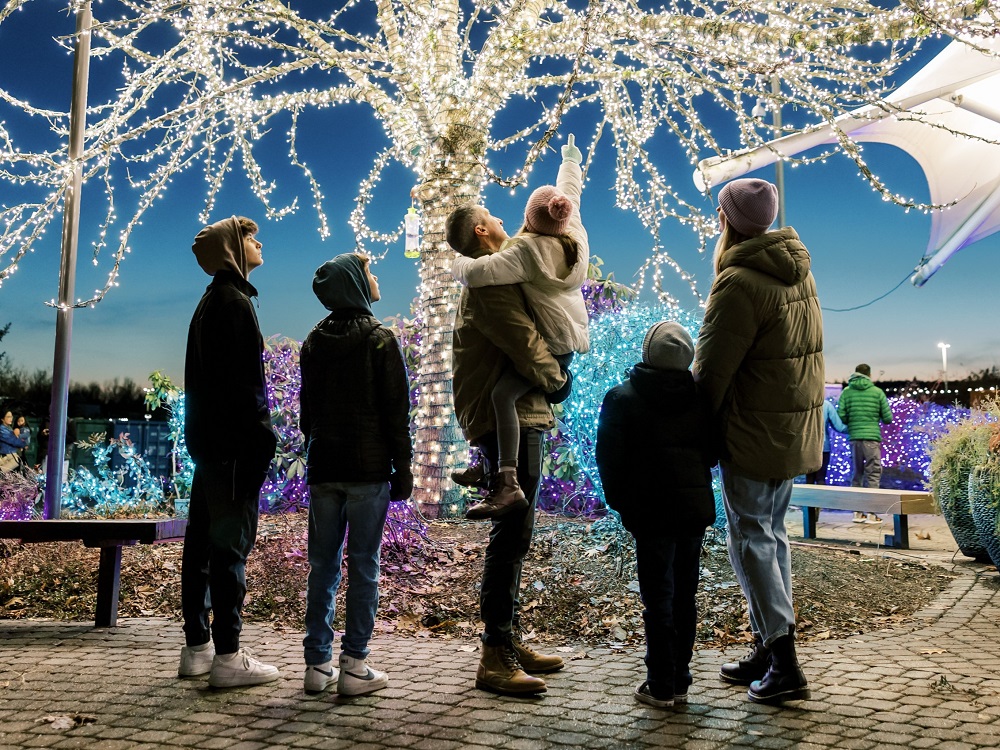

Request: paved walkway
left=2, top=514, right=1000, bottom=749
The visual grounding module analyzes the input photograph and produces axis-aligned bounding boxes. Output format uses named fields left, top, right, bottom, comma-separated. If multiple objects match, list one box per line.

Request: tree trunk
left=411, top=136, right=485, bottom=517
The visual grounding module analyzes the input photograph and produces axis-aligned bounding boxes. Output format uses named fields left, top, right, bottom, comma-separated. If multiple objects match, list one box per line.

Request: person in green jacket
left=837, top=363, right=893, bottom=523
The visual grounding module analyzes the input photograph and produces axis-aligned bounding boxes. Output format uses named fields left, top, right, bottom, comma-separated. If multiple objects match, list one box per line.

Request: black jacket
left=300, top=312, right=412, bottom=484
left=595, top=364, right=717, bottom=535
left=184, top=270, right=277, bottom=465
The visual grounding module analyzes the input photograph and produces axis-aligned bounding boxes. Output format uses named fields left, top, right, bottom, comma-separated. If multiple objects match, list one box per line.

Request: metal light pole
left=938, top=342, right=951, bottom=394
left=752, top=76, right=786, bottom=227
left=44, top=1, right=93, bottom=519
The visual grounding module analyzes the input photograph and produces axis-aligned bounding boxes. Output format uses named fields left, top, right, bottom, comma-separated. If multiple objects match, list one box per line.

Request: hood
left=312, top=254, right=374, bottom=315
left=720, top=226, right=810, bottom=285
left=847, top=372, right=875, bottom=390
left=192, top=216, right=247, bottom=279
left=628, top=363, right=696, bottom=409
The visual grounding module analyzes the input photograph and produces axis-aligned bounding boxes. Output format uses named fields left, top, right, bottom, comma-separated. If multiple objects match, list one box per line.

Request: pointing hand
left=561, top=133, right=583, bottom=164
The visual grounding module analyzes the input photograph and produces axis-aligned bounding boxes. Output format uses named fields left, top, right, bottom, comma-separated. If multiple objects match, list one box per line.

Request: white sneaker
left=178, top=642, right=215, bottom=677
left=337, top=653, right=388, bottom=696
left=852, top=512, right=866, bottom=524
left=304, top=661, right=339, bottom=695
left=208, top=648, right=281, bottom=688
left=865, top=514, right=883, bottom=524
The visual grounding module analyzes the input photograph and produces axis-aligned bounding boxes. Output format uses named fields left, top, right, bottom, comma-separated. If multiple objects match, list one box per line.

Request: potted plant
left=969, top=410, right=1000, bottom=572
left=928, top=410, right=991, bottom=561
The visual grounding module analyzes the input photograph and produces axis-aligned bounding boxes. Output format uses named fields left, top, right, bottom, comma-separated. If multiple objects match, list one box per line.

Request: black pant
left=805, top=450, right=831, bottom=484
left=634, top=531, right=705, bottom=696
left=181, top=457, right=268, bottom=654
left=476, top=428, right=543, bottom=646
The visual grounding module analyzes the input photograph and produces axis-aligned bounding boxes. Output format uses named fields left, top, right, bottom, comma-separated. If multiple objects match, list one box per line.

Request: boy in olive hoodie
left=179, top=216, right=280, bottom=688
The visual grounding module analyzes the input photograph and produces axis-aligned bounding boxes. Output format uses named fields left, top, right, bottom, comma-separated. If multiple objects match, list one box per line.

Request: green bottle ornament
left=404, top=206, right=420, bottom=258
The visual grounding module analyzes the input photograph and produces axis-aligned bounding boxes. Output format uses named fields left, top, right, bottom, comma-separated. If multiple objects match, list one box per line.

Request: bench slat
left=791, top=485, right=936, bottom=515
left=0, top=519, right=187, bottom=545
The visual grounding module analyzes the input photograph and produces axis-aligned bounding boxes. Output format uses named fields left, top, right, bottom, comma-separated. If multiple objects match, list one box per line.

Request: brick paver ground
left=2, top=511, right=999, bottom=749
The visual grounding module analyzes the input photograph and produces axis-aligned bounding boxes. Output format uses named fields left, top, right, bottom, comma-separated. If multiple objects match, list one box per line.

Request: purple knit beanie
left=718, top=178, right=779, bottom=236
left=524, top=185, right=573, bottom=235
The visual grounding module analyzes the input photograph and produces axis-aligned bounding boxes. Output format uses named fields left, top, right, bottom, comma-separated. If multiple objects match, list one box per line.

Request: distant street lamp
left=938, top=342, right=951, bottom=393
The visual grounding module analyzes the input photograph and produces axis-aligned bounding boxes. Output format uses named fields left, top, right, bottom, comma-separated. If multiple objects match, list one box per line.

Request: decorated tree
left=1, top=1, right=996, bottom=512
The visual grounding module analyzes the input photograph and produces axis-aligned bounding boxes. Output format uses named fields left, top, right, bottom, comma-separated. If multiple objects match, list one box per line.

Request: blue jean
left=719, top=463, right=795, bottom=647
left=181, top=457, right=269, bottom=653
left=303, top=481, right=391, bottom=665
left=634, top=531, right=704, bottom=697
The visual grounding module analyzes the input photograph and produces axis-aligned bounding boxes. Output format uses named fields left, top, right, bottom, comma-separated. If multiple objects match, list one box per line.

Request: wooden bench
left=790, top=485, right=937, bottom=549
left=0, top=519, right=187, bottom=627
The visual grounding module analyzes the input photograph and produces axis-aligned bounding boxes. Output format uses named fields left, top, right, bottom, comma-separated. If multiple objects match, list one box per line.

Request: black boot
left=747, top=629, right=810, bottom=704
left=719, top=634, right=770, bottom=685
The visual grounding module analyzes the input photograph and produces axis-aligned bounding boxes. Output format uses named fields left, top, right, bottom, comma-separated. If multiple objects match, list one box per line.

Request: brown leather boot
left=476, top=642, right=546, bottom=695
left=512, top=637, right=564, bottom=674
left=465, top=471, right=527, bottom=520
left=451, top=462, right=487, bottom=488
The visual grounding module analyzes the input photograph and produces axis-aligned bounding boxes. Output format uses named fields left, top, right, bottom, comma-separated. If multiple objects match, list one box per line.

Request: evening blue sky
left=1, top=8, right=997, bottom=390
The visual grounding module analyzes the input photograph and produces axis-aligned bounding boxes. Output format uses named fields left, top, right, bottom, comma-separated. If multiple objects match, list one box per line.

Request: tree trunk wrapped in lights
left=0, top=0, right=996, bottom=511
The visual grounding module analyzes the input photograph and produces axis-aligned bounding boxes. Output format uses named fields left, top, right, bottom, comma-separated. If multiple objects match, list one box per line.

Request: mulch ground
left=0, top=510, right=954, bottom=651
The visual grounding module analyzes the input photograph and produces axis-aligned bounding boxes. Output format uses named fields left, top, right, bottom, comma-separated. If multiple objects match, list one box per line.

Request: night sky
left=1, top=6, right=997, bottom=391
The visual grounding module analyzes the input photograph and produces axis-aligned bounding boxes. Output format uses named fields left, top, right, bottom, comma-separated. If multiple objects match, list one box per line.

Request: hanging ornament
left=404, top=206, right=421, bottom=259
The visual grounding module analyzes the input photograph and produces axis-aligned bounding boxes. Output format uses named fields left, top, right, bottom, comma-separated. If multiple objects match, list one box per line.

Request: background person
left=693, top=177, right=824, bottom=705
left=804, top=399, right=847, bottom=485
left=838, top=363, right=893, bottom=523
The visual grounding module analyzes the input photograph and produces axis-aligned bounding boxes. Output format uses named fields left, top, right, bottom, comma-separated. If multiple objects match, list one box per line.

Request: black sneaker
left=634, top=680, right=674, bottom=708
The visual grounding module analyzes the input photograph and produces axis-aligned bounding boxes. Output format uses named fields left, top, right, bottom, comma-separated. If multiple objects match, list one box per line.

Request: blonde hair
left=712, top=215, right=751, bottom=275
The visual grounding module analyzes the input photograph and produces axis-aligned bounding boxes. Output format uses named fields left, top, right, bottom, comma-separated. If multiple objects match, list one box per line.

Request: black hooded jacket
left=595, top=364, right=718, bottom=535
left=300, top=254, right=412, bottom=484
left=184, top=218, right=276, bottom=466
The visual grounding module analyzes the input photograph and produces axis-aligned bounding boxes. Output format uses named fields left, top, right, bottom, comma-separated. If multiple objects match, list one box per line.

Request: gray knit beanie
left=718, top=178, right=779, bottom=236
left=524, top=185, right=573, bottom=235
left=642, top=321, right=694, bottom=372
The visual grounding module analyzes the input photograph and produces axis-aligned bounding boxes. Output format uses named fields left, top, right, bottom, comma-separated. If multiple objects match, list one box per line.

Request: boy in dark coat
left=596, top=321, right=717, bottom=708
left=299, top=253, right=413, bottom=696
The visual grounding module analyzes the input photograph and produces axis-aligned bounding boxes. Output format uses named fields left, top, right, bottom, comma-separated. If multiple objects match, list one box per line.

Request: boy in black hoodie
left=179, top=216, right=280, bottom=688
left=596, top=321, right=717, bottom=708
left=299, top=253, right=413, bottom=696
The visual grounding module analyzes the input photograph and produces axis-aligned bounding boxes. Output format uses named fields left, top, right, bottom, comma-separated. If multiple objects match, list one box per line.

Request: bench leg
left=801, top=506, right=818, bottom=539
left=95, top=546, right=123, bottom=628
left=885, top=514, right=909, bottom=550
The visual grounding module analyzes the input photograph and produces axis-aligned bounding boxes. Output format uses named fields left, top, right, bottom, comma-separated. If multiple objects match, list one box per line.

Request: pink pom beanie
left=524, top=185, right=574, bottom=235
left=718, top=178, right=779, bottom=236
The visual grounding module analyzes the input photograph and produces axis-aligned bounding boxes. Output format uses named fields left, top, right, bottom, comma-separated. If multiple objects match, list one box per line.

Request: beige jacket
left=452, top=161, right=590, bottom=355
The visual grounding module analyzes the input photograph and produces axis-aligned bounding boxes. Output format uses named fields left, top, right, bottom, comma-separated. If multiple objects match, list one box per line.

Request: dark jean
left=634, top=531, right=704, bottom=698
left=476, top=428, right=543, bottom=646
left=181, top=457, right=268, bottom=654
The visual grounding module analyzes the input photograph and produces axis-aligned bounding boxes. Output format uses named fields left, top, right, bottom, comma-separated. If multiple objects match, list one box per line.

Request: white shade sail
left=694, top=33, right=1000, bottom=286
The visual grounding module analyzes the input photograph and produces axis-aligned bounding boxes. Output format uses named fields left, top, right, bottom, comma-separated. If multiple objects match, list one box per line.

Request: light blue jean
left=720, top=463, right=796, bottom=647
left=303, top=481, right=390, bottom=666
